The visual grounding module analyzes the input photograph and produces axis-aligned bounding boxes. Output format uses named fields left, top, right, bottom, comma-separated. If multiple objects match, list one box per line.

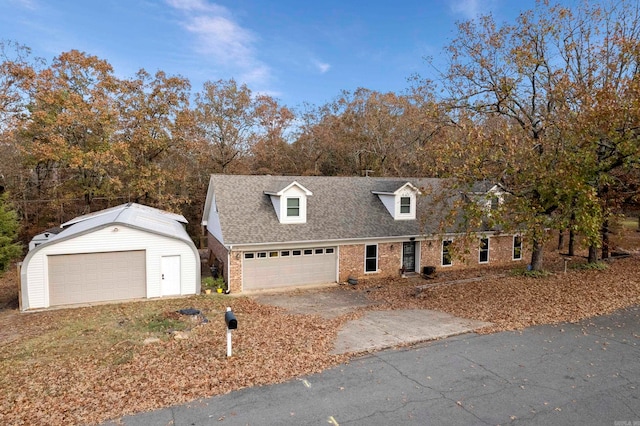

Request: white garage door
left=243, top=247, right=337, bottom=290
left=48, top=250, right=146, bottom=306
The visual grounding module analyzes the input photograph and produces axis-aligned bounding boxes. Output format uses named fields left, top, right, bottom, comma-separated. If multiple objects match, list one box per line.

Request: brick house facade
left=202, top=175, right=526, bottom=293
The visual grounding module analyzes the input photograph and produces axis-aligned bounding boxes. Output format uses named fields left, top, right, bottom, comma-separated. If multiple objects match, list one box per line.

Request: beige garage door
left=48, top=251, right=146, bottom=306
left=243, top=247, right=336, bottom=290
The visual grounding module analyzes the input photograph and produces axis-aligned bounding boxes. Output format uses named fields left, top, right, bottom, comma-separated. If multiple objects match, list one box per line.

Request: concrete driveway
left=252, top=287, right=490, bottom=355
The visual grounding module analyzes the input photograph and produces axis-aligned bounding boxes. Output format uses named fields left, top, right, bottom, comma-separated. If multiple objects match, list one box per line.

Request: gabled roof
left=263, top=180, right=312, bottom=196
left=371, top=181, right=421, bottom=195
left=468, top=181, right=504, bottom=194
left=205, top=175, right=464, bottom=246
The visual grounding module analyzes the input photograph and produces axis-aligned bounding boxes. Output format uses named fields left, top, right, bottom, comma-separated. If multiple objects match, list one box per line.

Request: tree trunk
left=601, top=220, right=609, bottom=259
left=557, top=231, right=564, bottom=251
left=588, top=245, right=598, bottom=263
left=530, top=239, right=544, bottom=271
left=568, top=229, right=575, bottom=256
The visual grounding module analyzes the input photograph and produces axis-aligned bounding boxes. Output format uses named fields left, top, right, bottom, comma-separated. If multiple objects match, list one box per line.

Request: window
left=292, top=250, right=302, bottom=256
left=269, top=251, right=279, bottom=258
left=281, top=250, right=290, bottom=257
left=442, top=240, right=452, bottom=266
left=513, top=236, right=522, bottom=260
left=325, top=248, right=335, bottom=254
left=490, top=196, right=500, bottom=210
left=244, top=252, right=254, bottom=259
left=479, top=238, right=489, bottom=263
left=257, top=252, right=267, bottom=258
left=303, top=249, right=313, bottom=256
left=315, top=248, right=324, bottom=255
left=286, top=197, right=300, bottom=217
left=365, top=244, right=378, bottom=272
left=400, top=197, right=411, bottom=214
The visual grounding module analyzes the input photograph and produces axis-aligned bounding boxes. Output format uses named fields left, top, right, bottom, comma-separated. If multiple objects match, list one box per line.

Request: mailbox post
left=225, top=307, right=238, bottom=357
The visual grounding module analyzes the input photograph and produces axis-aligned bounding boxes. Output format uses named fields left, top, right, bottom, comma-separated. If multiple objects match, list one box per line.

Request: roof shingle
left=208, top=175, right=463, bottom=245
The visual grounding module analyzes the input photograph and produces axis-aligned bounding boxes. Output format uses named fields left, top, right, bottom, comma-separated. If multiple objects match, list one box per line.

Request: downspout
left=227, top=245, right=232, bottom=293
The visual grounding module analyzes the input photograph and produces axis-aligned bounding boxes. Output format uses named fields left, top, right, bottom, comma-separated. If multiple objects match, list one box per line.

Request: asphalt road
left=108, top=306, right=640, bottom=426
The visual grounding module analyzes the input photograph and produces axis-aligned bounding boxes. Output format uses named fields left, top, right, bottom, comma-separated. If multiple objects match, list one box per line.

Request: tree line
left=0, top=0, right=638, bottom=272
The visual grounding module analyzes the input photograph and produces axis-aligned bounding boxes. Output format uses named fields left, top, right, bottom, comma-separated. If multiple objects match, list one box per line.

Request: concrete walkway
left=252, top=287, right=491, bottom=355
left=331, top=309, right=491, bottom=354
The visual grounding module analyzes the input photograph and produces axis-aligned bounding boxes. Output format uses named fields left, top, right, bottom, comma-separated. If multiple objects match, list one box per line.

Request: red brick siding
left=213, top=233, right=528, bottom=292
left=228, top=250, right=243, bottom=293
left=419, top=234, right=527, bottom=272
left=339, top=242, right=402, bottom=282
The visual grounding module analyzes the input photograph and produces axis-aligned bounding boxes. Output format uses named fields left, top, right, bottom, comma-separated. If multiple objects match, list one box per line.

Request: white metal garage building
left=20, top=203, right=200, bottom=311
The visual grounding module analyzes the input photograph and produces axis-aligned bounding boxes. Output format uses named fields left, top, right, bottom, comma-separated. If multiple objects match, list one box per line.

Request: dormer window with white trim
left=264, top=181, right=312, bottom=224
left=372, top=182, right=420, bottom=220
left=286, top=197, right=300, bottom=217
left=400, top=196, right=411, bottom=214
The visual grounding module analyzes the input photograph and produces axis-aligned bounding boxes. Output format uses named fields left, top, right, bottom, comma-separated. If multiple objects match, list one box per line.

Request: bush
left=572, top=261, right=608, bottom=271
left=510, top=267, right=552, bottom=278
left=202, top=276, right=226, bottom=291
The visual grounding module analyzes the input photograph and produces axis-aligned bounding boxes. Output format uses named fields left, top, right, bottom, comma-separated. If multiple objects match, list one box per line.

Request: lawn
left=0, top=222, right=639, bottom=425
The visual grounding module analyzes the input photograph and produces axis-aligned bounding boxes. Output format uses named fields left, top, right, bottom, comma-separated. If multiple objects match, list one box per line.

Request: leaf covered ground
left=0, top=227, right=639, bottom=425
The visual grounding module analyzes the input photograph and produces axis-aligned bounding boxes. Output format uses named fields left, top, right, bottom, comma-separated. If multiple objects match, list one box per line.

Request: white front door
left=161, top=255, right=181, bottom=296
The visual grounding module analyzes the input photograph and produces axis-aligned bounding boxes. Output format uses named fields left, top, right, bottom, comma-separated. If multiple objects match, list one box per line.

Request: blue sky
left=2, top=0, right=583, bottom=110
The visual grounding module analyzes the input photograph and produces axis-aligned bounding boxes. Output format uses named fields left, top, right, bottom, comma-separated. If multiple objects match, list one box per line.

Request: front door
left=402, top=241, right=416, bottom=273
left=161, top=255, right=181, bottom=296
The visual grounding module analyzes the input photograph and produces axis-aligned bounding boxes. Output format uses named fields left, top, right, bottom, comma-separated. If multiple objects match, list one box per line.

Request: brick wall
left=213, top=232, right=528, bottom=292
left=339, top=242, right=402, bottom=281
left=419, top=234, right=527, bottom=273
left=227, top=250, right=243, bottom=293
left=207, top=233, right=244, bottom=293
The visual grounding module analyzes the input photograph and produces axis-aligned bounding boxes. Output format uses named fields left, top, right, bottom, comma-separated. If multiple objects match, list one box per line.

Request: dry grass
left=0, top=296, right=348, bottom=425
left=0, top=223, right=639, bottom=425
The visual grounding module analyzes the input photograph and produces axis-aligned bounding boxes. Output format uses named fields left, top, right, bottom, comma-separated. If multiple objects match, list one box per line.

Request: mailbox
left=225, top=308, right=238, bottom=330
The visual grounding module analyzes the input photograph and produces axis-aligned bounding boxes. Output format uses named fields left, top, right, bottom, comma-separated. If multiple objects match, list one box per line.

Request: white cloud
left=185, top=15, right=255, bottom=66
left=450, top=0, right=491, bottom=20
left=165, top=0, right=224, bottom=13
left=313, top=60, right=331, bottom=74
left=166, top=0, right=271, bottom=86
left=14, top=0, right=38, bottom=10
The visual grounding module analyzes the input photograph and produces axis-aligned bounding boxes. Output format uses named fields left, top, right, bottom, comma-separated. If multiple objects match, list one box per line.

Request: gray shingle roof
left=208, top=175, right=465, bottom=245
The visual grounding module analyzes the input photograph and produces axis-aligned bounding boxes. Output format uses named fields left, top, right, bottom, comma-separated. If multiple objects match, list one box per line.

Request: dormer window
left=264, top=181, right=312, bottom=224
left=372, top=182, right=420, bottom=220
left=287, top=197, right=300, bottom=217
left=400, top=197, right=411, bottom=214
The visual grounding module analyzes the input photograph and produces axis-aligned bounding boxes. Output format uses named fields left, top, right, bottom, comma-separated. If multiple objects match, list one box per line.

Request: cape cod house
left=202, top=175, right=526, bottom=293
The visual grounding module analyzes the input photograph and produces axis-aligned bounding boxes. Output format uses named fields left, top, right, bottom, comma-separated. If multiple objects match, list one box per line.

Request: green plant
left=510, top=267, right=552, bottom=278
left=202, top=276, right=226, bottom=291
left=572, top=261, right=609, bottom=271
left=143, top=312, right=188, bottom=333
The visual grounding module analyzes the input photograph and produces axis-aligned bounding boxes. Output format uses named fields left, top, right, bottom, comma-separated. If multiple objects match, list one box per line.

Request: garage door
left=243, top=247, right=337, bottom=290
left=48, top=251, right=146, bottom=306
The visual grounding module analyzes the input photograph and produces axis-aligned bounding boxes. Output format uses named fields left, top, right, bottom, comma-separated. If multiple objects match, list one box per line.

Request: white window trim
left=442, top=240, right=453, bottom=267
left=399, top=196, right=411, bottom=215
left=286, top=197, right=300, bottom=217
left=479, top=238, right=489, bottom=264
left=513, top=235, right=523, bottom=260
left=364, top=244, right=378, bottom=273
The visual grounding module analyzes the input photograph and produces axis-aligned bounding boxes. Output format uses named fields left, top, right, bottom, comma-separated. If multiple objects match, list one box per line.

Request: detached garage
left=20, top=203, right=201, bottom=311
